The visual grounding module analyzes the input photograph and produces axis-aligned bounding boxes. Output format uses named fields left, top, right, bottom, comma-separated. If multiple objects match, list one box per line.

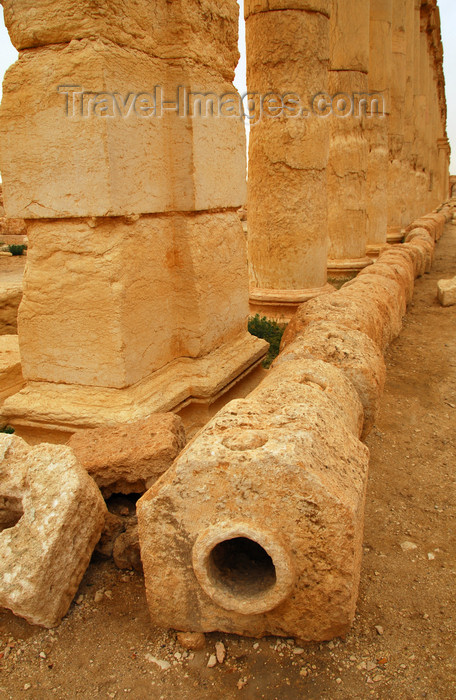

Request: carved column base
left=327, top=257, right=373, bottom=281
left=249, top=284, right=335, bottom=322
left=1, top=333, right=268, bottom=436
left=387, top=227, right=405, bottom=245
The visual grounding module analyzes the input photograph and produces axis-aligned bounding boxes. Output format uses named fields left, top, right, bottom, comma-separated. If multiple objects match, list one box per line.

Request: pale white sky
left=0, top=0, right=455, bottom=172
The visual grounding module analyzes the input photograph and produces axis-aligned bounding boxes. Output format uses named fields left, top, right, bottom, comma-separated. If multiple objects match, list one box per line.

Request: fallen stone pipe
left=137, top=205, right=443, bottom=641
left=138, top=398, right=369, bottom=640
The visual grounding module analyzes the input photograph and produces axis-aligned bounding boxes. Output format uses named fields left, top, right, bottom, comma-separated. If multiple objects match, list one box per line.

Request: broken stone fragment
left=68, top=414, right=186, bottom=497
left=437, top=277, right=456, bottom=307
left=113, top=520, right=142, bottom=572
left=0, top=434, right=106, bottom=627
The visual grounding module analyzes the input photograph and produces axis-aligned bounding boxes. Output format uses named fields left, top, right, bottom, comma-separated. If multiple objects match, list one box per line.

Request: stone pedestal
left=0, top=1, right=268, bottom=433
left=246, top=1, right=333, bottom=317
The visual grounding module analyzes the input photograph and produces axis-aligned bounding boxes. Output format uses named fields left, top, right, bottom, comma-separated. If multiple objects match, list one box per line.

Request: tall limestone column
left=326, top=0, right=372, bottom=279
left=0, top=0, right=268, bottom=434
left=402, top=0, right=417, bottom=224
left=246, top=0, right=334, bottom=320
left=387, top=0, right=408, bottom=243
left=366, top=0, right=393, bottom=256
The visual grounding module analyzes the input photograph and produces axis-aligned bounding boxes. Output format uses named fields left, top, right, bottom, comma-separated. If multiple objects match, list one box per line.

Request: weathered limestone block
left=0, top=435, right=106, bottom=627
left=400, top=241, right=427, bottom=277
left=247, top=7, right=331, bottom=296
left=137, top=398, right=369, bottom=640
left=404, top=229, right=435, bottom=272
left=376, top=249, right=415, bottom=302
left=340, top=276, right=405, bottom=345
left=281, top=276, right=402, bottom=350
left=68, top=414, right=186, bottom=497
left=0, top=335, right=25, bottom=404
left=249, top=358, right=364, bottom=438
left=437, top=277, right=456, bottom=307
left=0, top=277, right=23, bottom=336
left=18, top=212, right=248, bottom=388
left=2, top=0, right=239, bottom=81
left=0, top=41, right=246, bottom=219
left=406, top=218, right=438, bottom=241
left=276, top=323, right=386, bottom=437
left=357, top=261, right=411, bottom=306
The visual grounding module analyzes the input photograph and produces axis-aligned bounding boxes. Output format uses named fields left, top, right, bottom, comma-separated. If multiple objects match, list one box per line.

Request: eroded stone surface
left=68, top=414, right=186, bottom=497
left=138, top=398, right=369, bottom=640
left=249, top=357, right=364, bottom=438
left=0, top=335, right=25, bottom=404
left=0, top=435, right=106, bottom=627
left=2, top=0, right=239, bottom=81
left=276, top=322, right=386, bottom=438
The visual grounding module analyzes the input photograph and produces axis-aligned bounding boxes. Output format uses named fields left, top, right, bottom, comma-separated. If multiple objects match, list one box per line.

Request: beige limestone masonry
left=0, top=273, right=22, bottom=336
left=138, top=398, right=369, bottom=640
left=68, top=414, right=186, bottom=497
left=1, top=332, right=267, bottom=432
left=16, top=213, right=249, bottom=389
left=246, top=4, right=332, bottom=314
left=0, top=434, right=106, bottom=627
left=2, top=0, right=239, bottom=82
left=0, top=335, right=24, bottom=405
left=0, top=0, right=270, bottom=434
left=0, top=42, right=246, bottom=219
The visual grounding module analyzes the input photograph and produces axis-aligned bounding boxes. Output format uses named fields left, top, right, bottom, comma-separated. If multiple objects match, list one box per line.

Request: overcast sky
left=0, top=0, right=455, bottom=172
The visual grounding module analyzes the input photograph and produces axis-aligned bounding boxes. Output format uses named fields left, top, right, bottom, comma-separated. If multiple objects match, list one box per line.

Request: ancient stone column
left=387, top=0, right=408, bottom=244
left=0, top=1, right=268, bottom=435
left=366, top=0, right=393, bottom=256
left=246, top=0, right=334, bottom=320
left=326, top=0, right=372, bottom=279
left=402, top=0, right=417, bottom=225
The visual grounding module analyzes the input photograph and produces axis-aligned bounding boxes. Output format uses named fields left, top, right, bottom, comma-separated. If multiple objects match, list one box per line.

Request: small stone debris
left=215, top=641, right=226, bottom=664
left=94, top=590, right=104, bottom=603
left=400, top=541, right=418, bottom=551
left=144, top=654, right=170, bottom=671
left=176, top=632, right=206, bottom=651
left=427, top=552, right=435, bottom=560
left=336, top=678, right=342, bottom=684
left=24, top=684, right=31, bottom=691
left=75, top=595, right=84, bottom=605
left=104, top=590, right=113, bottom=599
left=237, top=677, right=248, bottom=690
left=207, top=654, right=217, bottom=668
left=375, top=625, right=384, bottom=635
left=293, top=647, right=305, bottom=655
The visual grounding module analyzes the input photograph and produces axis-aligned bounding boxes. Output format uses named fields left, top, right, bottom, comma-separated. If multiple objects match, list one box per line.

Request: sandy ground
left=0, top=222, right=455, bottom=699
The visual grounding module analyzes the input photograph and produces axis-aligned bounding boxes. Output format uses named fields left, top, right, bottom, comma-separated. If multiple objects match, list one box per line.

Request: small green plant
left=0, top=424, right=15, bottom=434
left=248, top=314, right=287, bottom=368
left=8, top=244, right=27, bottom=256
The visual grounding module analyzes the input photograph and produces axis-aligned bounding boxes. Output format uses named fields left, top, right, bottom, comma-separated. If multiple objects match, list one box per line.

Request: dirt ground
left=0, top=222, right=455, bottom=699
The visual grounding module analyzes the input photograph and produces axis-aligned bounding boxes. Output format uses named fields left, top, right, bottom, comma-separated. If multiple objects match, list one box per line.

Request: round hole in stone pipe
left=192, top=522, right=295, bottom=616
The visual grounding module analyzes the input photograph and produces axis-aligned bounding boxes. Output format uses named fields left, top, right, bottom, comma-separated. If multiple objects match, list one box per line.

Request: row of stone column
left=247, top=0, right=450, bottom=319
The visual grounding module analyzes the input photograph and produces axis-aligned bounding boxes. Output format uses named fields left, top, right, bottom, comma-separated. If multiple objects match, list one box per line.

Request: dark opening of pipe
left=209, top=537, right=277, bottom=598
